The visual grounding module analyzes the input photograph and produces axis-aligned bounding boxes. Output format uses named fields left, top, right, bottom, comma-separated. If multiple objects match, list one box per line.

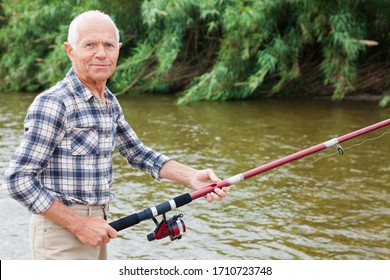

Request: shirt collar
left=65, top=68, right=96, bottom=102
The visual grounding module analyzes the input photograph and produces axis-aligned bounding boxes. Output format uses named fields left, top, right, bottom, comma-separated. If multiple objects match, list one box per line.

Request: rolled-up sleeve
left=3, top=94, right=66, bottom=214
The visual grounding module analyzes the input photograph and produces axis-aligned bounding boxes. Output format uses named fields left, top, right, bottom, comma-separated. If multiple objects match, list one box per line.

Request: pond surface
left=0, top=91, right=389, bottom=259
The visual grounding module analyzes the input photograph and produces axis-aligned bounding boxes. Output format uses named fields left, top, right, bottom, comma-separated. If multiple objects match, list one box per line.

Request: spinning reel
left=147, top=213, right=186, bottom=241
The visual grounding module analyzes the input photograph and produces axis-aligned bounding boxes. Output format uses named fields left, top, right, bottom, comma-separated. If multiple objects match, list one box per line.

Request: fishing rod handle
left=109, top=213, right=140, bottom=232
left=109, top=193, right=192, bottom=231
left=190, top=180, right=235, bottom=200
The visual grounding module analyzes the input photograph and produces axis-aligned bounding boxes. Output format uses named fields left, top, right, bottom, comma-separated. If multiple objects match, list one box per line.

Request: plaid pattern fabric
left=3, top=68, right=170, bottom=214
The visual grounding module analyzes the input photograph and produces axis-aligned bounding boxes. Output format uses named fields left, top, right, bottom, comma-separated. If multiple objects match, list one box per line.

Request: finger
left=108, top=226, right=118, bottom=239
left=204, top=193, right=213, bottom=203
left=210, top=191, right=222, bottom=201
left=101, top=231, right=114, bottom=244
left=214, top=187, right=228, bottom=198
left=221, top=186, right=230, bottom=193
left=207, top=169, right=221, bottom=182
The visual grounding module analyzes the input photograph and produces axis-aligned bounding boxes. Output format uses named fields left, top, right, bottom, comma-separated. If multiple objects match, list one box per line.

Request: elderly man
left=3, top=10, right=229, bottom=260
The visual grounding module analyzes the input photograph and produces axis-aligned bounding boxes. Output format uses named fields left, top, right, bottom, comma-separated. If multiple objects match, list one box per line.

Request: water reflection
left=0, top=92, right=389, bottom=259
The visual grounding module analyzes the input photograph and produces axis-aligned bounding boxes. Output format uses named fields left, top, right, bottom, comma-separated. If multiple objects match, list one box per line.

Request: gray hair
left=67, top=10, right=120, bottom=49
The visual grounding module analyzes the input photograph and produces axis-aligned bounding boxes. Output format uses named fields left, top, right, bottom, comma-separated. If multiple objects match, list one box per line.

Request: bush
left=1, top=0, right=389, bottom=106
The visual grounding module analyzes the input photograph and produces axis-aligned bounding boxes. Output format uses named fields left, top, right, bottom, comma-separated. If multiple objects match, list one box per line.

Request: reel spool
left=147, top=214, right=186, bottom=241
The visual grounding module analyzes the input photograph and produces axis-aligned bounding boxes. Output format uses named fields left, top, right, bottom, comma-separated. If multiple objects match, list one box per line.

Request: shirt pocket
left=70, top=126, right=99, bottom=155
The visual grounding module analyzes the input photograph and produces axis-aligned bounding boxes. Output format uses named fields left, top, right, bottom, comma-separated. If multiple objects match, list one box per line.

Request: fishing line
left=268, top=131, right=390, bottom=179
left=341, top=131, right=390, bottom=152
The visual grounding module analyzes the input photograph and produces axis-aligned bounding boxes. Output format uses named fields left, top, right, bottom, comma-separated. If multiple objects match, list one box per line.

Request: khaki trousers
left=29, top=204, right=108, bottom=260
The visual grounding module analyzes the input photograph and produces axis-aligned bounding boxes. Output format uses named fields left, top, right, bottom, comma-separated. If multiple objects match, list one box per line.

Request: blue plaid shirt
left=3, top=68, right=170, bottom=214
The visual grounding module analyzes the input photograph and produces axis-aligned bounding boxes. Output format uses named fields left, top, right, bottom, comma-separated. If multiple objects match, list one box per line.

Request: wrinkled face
left=65, top=17, right=122, bottom=85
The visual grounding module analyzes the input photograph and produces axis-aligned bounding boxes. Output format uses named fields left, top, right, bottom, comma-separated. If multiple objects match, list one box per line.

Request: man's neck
left=74, top=70, right=107, bottom=101
left=86, top=84, right=106, bottom=101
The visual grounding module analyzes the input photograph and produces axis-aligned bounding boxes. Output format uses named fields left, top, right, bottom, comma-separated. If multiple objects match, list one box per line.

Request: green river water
left=0, top=92, right=389, bottom=259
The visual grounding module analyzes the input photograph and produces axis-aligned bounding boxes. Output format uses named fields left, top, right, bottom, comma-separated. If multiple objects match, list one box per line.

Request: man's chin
left=90, top=72, right=113, bottom=82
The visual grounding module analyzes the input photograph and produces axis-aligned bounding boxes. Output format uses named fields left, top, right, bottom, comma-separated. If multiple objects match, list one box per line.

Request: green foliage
left=112, top=0, right=224, bottom=94
left=0, top=0, right=389, bottom=106
left=177, top=0, right=388, bottom=103
left=113, top=0, right=389, bottom=104
left=1, top=1, right=66, bottom=90
left=379, top=95, right=390, bottom=108
left=0, top=0, right=143, bottom=91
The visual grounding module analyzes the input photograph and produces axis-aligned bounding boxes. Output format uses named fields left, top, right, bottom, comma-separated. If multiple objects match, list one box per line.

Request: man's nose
left=95, top=44, right=107, bottom=59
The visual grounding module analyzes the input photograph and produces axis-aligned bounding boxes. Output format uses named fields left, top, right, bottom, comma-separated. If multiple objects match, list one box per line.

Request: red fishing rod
left=109, top=119, right=390, bottom=241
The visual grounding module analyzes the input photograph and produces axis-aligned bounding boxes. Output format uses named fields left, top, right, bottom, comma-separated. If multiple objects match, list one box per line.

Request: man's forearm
left=159, top=160, right=197, bottom=186
left=41, top=199, right=85, bottom=234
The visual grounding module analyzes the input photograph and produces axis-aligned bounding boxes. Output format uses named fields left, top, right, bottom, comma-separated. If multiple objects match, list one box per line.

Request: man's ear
left=64, top=42, right=74, bottom=61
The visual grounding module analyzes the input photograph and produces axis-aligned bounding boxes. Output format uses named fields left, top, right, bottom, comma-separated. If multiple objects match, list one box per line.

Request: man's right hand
left=72, top=215, right=117, bottom=247
left=42, top=199, right=117, bottom=247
